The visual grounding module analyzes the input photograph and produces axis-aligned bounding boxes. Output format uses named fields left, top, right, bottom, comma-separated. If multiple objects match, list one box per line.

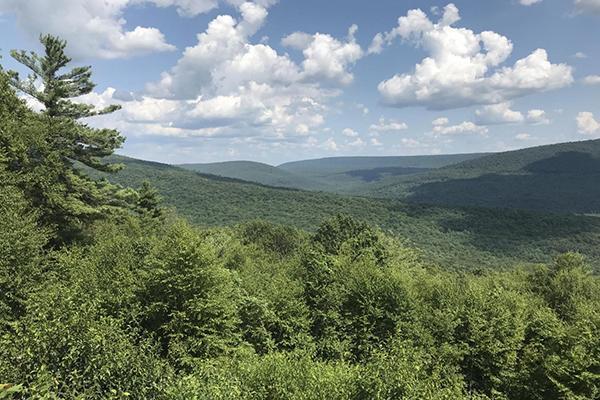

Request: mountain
left=278, top=154, right=487, bottom=176
left=365, top=139, right=600, bottom=214
left=178, top=160, right=322, bottom=190
left=278, top=154, right=487, bottom=193
left=91, top=155, right=600, bottom=271
left=177, top=154, right=487, bottom=193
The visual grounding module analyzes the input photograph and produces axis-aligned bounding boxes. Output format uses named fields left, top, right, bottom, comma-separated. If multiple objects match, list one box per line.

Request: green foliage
left=136, top=180, right=164, bottom=219
left=92, top=155, right=600, bottom=271
left=9, top=34, right=120, bottom=119
left=367, top=140, right=600, bottom=214
left=2, top=35, right=130, bottom=242
left=0, top=208, right=598, bottom=399
left=2, top=37, right=599, bottom=400
left=138, top=221, right=241, bottom=367
left=179, top=154, right=484, bottom=193
left=0, top=182, right=48, bottom=324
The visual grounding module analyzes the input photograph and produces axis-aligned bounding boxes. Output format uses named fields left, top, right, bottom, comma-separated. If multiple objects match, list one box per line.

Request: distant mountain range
left=88, top=141, right=600, bottom=270
left=179, top=139, right=600, bottom=214
left=179, top=153, right=486, bottom=193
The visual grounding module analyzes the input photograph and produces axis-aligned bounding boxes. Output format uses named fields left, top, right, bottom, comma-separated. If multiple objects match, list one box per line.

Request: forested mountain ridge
left=177, top=140, right=600, bottom=215
left=177, top=153, right=487, bottom=193
left=278, top=153, right=487, bottom=175
left=365, top=139, right=600, bottom=213
left=178, top=160, right=324, bottom=190
left=89, top=155, right=600, bottom=271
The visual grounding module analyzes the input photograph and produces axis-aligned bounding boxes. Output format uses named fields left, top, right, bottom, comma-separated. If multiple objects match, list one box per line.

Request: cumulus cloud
left=475, top=102, right=524, bottom=125
left=583, top=75, right=600, bottom=85
left=369, top=117, right=408, bottom=133
left=342, top=128, right=360, bottom=137
left=431, top=118, right=488, bottom=136
left=282, top=25, right=364, bottom=86
left=0, top=0, right=287, bottom=59
left=322, top=138, right=339, bottom=151
left=370, top=138, right=383, bottom=146
left=577, top=112, right=600, bottom=135
left=515, top=133, right=532, bottom=140
left=399, top=138, right=421, bottom=148
left=520, top=0, right=542, bottom=5
left=432, top=117, right=449, bottom=126
left=574, top=0, right=600, bottom=14
left=77, top=3, right=362, bottom=144
left=346, top=137, right=365, bottom=147
left=371, top=4, right=573, bottom=110
left=0, top=0, right=179, bottom=59
left=474, top=102, right=550, bottom=125
left=526, top=109, right=550, bottom=125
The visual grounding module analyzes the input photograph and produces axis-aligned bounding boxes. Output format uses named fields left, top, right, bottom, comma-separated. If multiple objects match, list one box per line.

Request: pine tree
left=5, top=35, right=133, bottom=242
left=9, top=34, right=123, bottom=171
left=137, top=180, right=164, bottom=219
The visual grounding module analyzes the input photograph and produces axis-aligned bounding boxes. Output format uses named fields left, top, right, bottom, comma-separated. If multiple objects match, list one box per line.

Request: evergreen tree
left=4, top=35, right=132, bottom=242
left=137, top=180, right=164, bottom=219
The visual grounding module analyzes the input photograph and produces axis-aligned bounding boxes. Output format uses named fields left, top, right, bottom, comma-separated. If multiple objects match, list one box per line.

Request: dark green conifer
left=5, top=35, right=131, bottom=241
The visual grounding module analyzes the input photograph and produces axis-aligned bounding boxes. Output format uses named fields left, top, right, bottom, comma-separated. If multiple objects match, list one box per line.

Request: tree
left=5, top=35, right=132, bottom=242
left=137, top=180, right=164, bottom=219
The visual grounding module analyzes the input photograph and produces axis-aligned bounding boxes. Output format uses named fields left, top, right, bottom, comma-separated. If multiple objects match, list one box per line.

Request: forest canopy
left=0, top=36, right=598, bottom=399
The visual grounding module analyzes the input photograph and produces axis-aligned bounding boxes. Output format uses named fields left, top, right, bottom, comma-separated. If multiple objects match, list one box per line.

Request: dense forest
left=177, top=142, right=600, bottom=215
left=366, top=141, right=600, bottom=214
left=94, top=156, right=600, bottom=271
left=1, top=36, right=599, bottom=399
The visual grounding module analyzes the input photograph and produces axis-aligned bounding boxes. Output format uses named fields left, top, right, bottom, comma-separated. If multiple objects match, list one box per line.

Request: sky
left=1, top=0, right=600, bottom=165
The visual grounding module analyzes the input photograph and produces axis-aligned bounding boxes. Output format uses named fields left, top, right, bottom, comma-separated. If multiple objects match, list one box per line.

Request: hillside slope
left=92, top=156, right=600, bottom=270
left=278, top=154, right=487, bottom=175
left=178, top=160, right=323, bottom=190
left=274, top=153, right=487, bottom=193
left=178, top=154, right=487, bottom=193
left=365, top=139, right=600, bottom=214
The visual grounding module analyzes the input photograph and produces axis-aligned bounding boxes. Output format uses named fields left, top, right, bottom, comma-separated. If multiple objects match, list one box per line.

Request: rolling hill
left=277, top=153, right=488, bottom=193
left=178, top=160, right=323, bottom=190
left=178, top=154, right=487, bottom=193
left=175, top=139, right=600, bottom=215
left=364, top=139, right=600, bottom=214
left=278, top=154, right=488, bottom=176
left=90, top=155, right=600, bottom=271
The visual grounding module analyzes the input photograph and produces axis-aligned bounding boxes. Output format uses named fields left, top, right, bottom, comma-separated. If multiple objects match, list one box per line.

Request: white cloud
left=369, top=117, right=408, bottom=133
left=574, top=0, right=600, bottom=14
left=475, top=102, right=524, bottom=125
left=372, top=4, right=573, bottom=110
left=399, top=138, right=421, bottom=148
left=574, top=52, right=588, bottom=59
left=370, top=138, right=383, bottom=146
left=515, top=133, right=532, bottom=140
left=432, top=117, right=449, bottom=126
left=322, top=137, right=339, bottom=151
left=583, top=75, right=600, bottom=85
left=526, top=109, right=550, bottom=125
left=475, top=102, right=550, bottom=125
left=80, top=4, right=362, bottom=143
left=520, top=0, right=542, bottom=5
left=0, top=0, right=178, bottom=59
left=282, top=25, right=364, bottom=86
left=347, top=137, right=365, bottom=147
left=0, top=0, right=286, bottom=59
left=577, top=112, right=600, bottom=135
left=342, top=128, right=359, bottom=137
left=431, top=118, right=488, bottom=136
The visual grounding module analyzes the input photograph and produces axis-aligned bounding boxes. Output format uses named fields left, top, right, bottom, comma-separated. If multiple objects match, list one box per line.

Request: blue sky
left=1, top=0, right=600, bottom=164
